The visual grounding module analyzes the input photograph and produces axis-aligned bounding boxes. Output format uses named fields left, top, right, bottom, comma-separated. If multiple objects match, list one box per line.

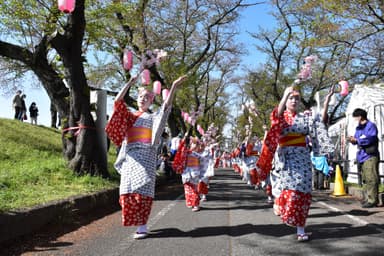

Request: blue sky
left=0, top=2, right=275, bottom=127
left=236, top=2, right=275, bottom=68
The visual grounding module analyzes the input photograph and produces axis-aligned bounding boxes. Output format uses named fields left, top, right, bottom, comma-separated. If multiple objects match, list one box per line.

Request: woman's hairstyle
left=352, top=108, right=367, bottom=119
left=290, top=86, right=301, bottom=97
left=138, top=87, right=155, bottom=102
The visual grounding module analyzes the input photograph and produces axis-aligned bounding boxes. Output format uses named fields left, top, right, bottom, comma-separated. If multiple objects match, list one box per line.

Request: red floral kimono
left=257, top=108, right=313, bottom=227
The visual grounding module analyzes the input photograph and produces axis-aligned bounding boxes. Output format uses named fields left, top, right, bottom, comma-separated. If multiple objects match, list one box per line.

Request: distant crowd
left=12, top=90, right=39, bottom=125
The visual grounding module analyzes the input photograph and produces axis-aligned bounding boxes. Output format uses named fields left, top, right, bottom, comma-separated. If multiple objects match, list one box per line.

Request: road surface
left=2, top=169, right=384, bottom=256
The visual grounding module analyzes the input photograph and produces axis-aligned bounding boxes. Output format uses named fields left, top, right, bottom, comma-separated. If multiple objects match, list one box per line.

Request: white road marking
left=316, top=201, right=369, bottom=226
left=315, top=200, right=384, bottom=232
left=110, top=194, right=184, bottom=255
left=147, top=194, right=184, bottom=229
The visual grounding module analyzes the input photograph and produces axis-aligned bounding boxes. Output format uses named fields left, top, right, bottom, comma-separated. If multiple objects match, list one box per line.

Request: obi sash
left=279, top=133, right=306, bottom=147
left=250, top=150, right=259, bottom=156
left=127, top=127, right=152, bottom=144
left=186, top=155, right=200, bottom=167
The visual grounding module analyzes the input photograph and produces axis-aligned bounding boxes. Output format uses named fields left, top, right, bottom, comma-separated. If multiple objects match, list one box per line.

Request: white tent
left=343, top=84, right=384, bottom=184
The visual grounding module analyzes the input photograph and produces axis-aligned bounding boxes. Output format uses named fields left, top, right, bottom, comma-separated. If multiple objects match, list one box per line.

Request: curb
left=0, top=174, right=169, bottom=245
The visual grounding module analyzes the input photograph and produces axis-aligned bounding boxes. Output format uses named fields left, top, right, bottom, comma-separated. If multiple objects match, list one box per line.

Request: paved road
left=3, top=169, right=384, bottom=255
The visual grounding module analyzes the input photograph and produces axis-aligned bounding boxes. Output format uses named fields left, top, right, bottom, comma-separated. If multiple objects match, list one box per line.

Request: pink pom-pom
left=58, top=0, right=76, bottom=13
left=153, top=81, right=161, bottom=95
left=197, top=125, right=205, bottom=135
left=297, top=55, right=318, bottom=81
left=162, top=89, right=170, bottom=101
left=339, top=80, right=349, bottom=96
left=298, top=66, right=312, bottom=80
left=304, top=55, right=318, bottom=64
left=123, top=49, right=133, bottom=71
left=141, top=69, right=150, bottom=85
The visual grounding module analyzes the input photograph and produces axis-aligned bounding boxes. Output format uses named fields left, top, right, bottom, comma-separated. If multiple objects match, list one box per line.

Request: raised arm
left=114, top=75, right=139, bottom=102
left=278, top=86, right=294, bottom=116
left=321, top=84, right=336, bottom=124
left=163, top=75, right=188, bottom=108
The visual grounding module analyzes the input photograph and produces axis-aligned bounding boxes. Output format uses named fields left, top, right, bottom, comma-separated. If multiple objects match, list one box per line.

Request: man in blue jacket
left=348, top=108, right=380, bottom=208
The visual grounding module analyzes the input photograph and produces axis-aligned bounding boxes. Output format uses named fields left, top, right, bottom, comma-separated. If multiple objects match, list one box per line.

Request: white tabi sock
left=137, top=224, right=148, bottom=234
left=297, top=226, right=305, bottom=235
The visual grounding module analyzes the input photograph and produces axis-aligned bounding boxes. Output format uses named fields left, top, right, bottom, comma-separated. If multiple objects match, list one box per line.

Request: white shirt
left=170, top=137, right=181, bottom=150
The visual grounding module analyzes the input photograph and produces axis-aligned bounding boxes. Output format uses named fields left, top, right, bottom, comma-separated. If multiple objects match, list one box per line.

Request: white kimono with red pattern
left=105, top=100, right=171, bottom=226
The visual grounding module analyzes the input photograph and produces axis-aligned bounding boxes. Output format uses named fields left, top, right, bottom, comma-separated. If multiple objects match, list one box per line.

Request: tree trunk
left=168, top=108, right=185, bottom=137
left=62, top=82, right=108, bottom=177
left=56, top=0, right=109, bottom=177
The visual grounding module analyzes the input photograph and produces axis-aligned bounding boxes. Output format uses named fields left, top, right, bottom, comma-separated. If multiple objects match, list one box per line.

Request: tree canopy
left=0, top=0, right=259, bottom=175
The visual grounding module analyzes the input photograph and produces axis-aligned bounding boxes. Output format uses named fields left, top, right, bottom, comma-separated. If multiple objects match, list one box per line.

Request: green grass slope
left=0, top=118, right=118, bottom=213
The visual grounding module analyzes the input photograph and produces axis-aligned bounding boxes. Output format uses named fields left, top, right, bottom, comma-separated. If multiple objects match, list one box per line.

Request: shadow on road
left=150, top=221, right=382, bottom=241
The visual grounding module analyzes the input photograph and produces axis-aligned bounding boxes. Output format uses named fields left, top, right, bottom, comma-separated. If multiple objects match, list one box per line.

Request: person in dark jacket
left=19, top=94, right=27, bottom=121
left=29, top=102, right=39, bottom=125
left=347, top=108, right=380, bottom=208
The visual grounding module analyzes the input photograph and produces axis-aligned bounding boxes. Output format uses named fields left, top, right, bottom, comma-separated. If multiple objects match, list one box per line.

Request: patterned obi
left=279, top=133, right=306, bottom=147
left=127, top=127, right=152, bottom=144
left=186, top=155, right=200, bottom=168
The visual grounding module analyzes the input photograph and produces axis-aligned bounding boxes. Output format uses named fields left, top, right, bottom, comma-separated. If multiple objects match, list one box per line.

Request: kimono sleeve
left=105, top=100, right=135, bottom=147
left=172, top=139, right=188, bottom=174
left=256, top=107, right=283, bottom=180
left=152, top=104, right=172, bottom=147
left=309, top=114, right=335, bottom=156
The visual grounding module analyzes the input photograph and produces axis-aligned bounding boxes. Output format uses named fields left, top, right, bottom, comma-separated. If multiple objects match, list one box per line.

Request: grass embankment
left=0, top=118, right=119, bottom=213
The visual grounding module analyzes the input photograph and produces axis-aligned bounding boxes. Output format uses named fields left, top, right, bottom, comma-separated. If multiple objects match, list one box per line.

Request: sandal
left=297, top=233, right=311, bottom=242
left=192, top=206, right=200, bottom=212
left=133, top=232, right=148, bottom=240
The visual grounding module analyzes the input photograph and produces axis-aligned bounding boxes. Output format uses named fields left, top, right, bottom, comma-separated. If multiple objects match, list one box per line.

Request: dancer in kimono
left=256, top=86, right=333, bottom=242
left=197, top=142, right=209, bottom=202
left=198, top=141, right=217, bottom=201
left=259, top=125, right=274, bottom=203
left=105, top=74, right=187, bottom=239
left=173, top=136, right=203, bottom=211
left=246, top=136, right=262, bottom=187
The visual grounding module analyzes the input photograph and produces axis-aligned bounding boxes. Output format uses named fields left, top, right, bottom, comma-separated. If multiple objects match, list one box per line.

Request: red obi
left=127, top=127, right=152, bottom=144
left=279, top=133, right=306, bottom=147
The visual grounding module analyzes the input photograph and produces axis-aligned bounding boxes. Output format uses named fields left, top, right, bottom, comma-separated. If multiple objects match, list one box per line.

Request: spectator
left=12, top=90, right=22, bottom=120
left=19, top=94, right=27, bottom=121
left=50, top=102, right=60, bottom=128
left=29, top=102, right=39, bottom=125
left=158, top=131, right=170, bottom=156
left=347, top=108, right=380, bottom=208
left=170, top=133, right=182, bottom=161
left=159, top=153, right=175, bottom=180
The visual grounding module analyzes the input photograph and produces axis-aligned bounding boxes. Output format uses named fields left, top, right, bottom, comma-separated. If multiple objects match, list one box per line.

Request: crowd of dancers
left=105, top=67, right=340, bottom=243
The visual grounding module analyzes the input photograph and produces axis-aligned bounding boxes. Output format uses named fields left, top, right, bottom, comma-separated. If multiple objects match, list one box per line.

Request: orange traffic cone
left=333, top=164, right=347, bottom=196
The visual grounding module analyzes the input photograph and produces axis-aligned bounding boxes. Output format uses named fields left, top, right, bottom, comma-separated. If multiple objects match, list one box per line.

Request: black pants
left=14, top=106, right=21, bottom=120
